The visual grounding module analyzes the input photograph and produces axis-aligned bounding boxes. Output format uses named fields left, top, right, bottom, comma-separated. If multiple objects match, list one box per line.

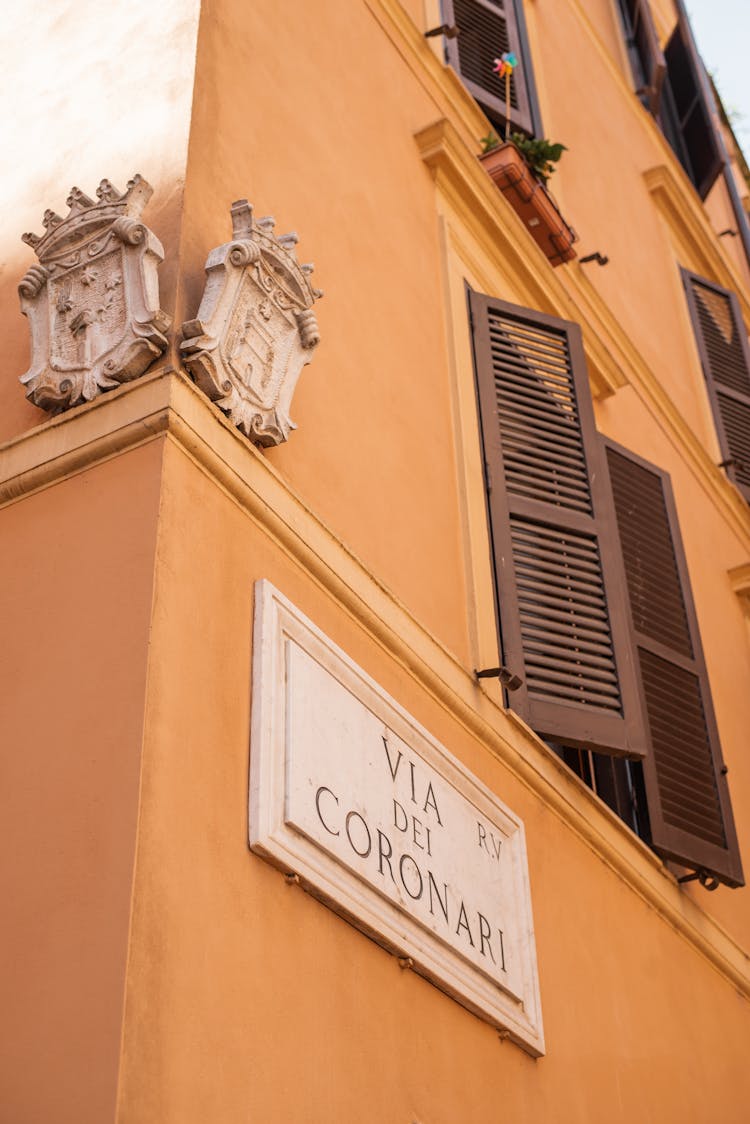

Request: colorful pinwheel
left=492, top=51, right=518, bottom=79
left=492, top=52, right=519, bottom=138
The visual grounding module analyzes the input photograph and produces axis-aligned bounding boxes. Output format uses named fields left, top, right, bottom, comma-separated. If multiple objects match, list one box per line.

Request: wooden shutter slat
left=605, top=441, right=743, bottom=886
left=682, top=270, right=750, bottom=502
left=518, top=563, right=605, bottom=596
left=519, top=615, right=613, bottom=649
left=498, top=370, right=581, bottom=406
left=471, top=291, right=647, bottom=756
left=491, top=328, right=573, bottom=367
left=716, top=392, right=750, bottom=489
left=441, top=0, right=540, bottom=136
left=504, top=453, right=589, bottom=491
left=501, top=419, right=586, bottom=459
left=523, top=624, right=616, bottom=657
left=498, top=396, right=584, bottom=441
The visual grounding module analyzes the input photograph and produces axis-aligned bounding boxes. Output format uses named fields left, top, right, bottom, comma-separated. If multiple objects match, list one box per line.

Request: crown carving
left=22, top=175, right=153, bottom=262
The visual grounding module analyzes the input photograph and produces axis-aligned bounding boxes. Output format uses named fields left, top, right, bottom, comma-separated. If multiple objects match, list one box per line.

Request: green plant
left=509, top=133, right=567, bottom=183
left=480, top=131, right=568, bottom=184
left=480, top=130, right=502, bottom=154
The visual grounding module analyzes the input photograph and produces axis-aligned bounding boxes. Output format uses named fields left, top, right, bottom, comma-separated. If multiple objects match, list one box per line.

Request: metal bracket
left=579, top=251, right=610, bottom=266
left=424, top=23, right=459, bottom=39
left=677, top=869, right=720, bottom=891
left=475, top=666, right=524, bottom=691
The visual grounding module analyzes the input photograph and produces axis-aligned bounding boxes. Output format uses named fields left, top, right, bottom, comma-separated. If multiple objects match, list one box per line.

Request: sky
left=687, top=0, right=750, bottom=151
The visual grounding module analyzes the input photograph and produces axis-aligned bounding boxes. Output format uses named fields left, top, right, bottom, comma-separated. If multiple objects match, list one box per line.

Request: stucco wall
left=0, top=440, right=164, bottom=1123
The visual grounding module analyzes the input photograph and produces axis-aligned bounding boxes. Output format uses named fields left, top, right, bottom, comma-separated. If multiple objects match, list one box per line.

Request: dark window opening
left=615, top=0, right=665, bottom=115
left=551, top=743, right=653, bottom=844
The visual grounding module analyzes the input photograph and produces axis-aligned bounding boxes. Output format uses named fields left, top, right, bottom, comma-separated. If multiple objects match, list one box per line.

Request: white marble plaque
left=249, top=581, right=544, bottom=1055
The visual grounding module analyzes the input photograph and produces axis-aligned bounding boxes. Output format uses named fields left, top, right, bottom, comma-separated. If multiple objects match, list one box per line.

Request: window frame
left=441, top=0, right=542, bottom=138
left=614, top=0, right=666, bottom=115
left=467, top=286, right=743, bottom=887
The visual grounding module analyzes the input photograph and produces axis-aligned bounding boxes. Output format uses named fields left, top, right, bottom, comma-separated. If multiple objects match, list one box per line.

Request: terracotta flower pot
left=480, top=142, right=578, bottom=266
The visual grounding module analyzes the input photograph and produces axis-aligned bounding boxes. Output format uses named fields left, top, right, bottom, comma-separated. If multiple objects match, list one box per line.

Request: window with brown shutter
left=615, top=0, right=665, bottom=115
left=605, top=440, right=744, bottom=887
left=660, top=8, right=722, bottom=199
left=469, top=291, right=647, bottom=757
left=441, top=0, right=541, bottom=137
left=615, top=2, right=722, bottom=198
left=682, top=270, right=750, bottom=503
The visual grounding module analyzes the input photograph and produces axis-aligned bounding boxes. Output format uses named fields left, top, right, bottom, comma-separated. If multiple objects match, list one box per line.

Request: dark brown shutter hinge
left=424, top=23, right=459, bottom=39
left=484, top=460, right=492, bottom=493
left=579, top=251, right=609, bottom=266
left=475, top=665, right=524, bottom=691
left=718, top=456, right=748, bottom=474
left=677, top=869, right=720, bottom=891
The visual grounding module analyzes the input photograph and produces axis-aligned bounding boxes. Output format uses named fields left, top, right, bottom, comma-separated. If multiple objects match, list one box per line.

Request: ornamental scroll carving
left=180, top=199, right=322, bottom=446
left=19, top=175, right=170, bottom=413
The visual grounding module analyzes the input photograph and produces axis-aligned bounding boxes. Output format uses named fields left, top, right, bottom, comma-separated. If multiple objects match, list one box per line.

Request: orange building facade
left=3, top=2, right=750, bottom=1121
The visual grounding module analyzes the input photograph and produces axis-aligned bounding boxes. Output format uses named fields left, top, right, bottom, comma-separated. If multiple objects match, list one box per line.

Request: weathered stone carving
left=180, top=199, right=322, bottom=446
left=19, top=175, right=170, bottom=413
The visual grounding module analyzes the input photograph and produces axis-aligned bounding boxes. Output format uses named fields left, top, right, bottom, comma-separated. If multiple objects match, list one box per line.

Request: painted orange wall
left=2, top=0, right=750, bottom=1120
left=114, top=437, right=750, bottom=1123
left=178, top=0, right=473, bottom=661
left=0, top=441, right=163, bottom=1123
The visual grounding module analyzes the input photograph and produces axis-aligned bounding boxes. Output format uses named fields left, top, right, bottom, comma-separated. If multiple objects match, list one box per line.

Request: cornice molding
left=0, top=368, right=748, bottom=999
left=646, top=163, right=750, bottom=319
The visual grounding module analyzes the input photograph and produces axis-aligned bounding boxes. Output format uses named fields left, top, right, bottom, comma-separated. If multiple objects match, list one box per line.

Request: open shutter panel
left=682, top=270, right=750, bottom=503
left=442, top=0, right=540, bottom=137
left=662, top=12, right=722, bottom=199
left=470, top=291, right=647, bottom=757
left=620, top=0, right=665, bottom=114
left=605, top=441, right=744, bottom=887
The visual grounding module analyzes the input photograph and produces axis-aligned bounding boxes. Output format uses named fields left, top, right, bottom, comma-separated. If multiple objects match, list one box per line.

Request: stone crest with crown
left=180, top=199, right=322, bottom=447
left=19, top=175, right=170, bottom=413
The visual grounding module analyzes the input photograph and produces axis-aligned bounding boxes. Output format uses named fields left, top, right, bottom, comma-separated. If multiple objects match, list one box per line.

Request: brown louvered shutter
left=605, top=441, right=743, bottom=886
left=441, top=0, right=540, bottom=137
left=661, top=11, right=722, bottom=199
left=682, top=270, right=750, bottom=503
left=470, top=292, right=646, bottom=757
left=616, top=0, right=665, bottom=115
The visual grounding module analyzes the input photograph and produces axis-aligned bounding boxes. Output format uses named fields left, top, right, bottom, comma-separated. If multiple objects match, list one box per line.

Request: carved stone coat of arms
left=180, top=199, right=322, bottom=446
left=19, top=175, right=170, bottom=413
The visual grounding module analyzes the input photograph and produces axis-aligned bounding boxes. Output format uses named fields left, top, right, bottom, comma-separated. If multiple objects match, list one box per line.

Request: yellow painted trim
left=646, top=163, right=750, bottom=319
left=415, top=118, right=627, bottom=399
left=729, top=562, right=750, bottom=600
left=1, top=368, right=748, bottom=999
